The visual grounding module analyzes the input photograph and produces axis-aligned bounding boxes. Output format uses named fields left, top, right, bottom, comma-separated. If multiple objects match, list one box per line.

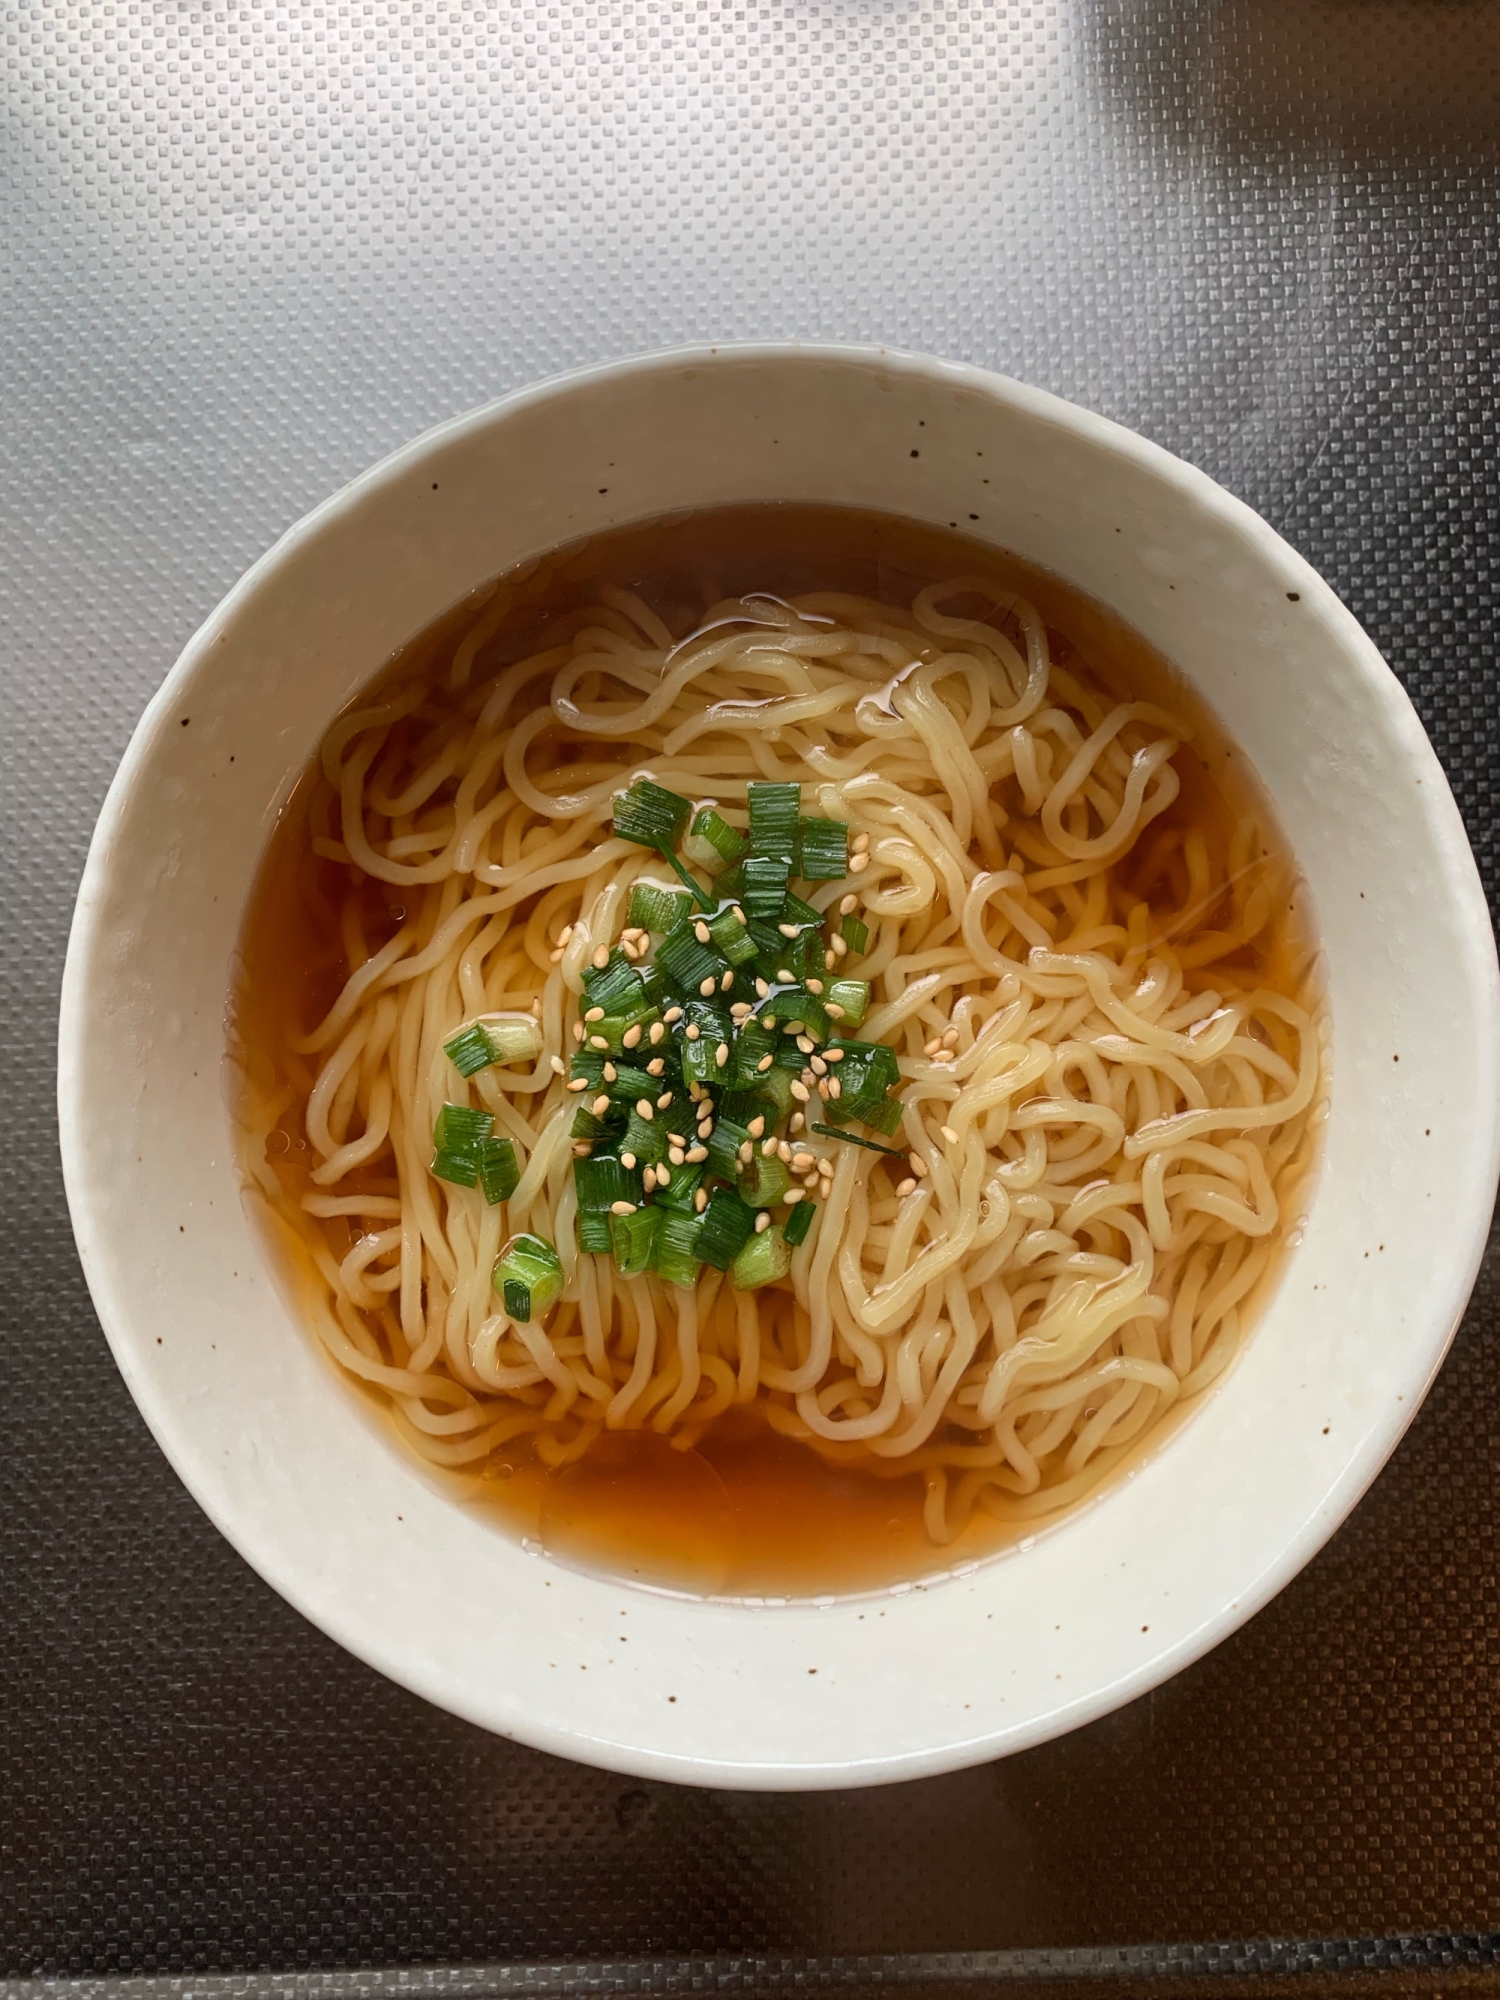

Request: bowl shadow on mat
left=1086, top=0, right=1500, bottom=167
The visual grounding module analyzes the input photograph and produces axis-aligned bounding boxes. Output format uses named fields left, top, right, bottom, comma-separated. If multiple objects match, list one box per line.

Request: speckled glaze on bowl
left=59, top=344, right=1499, bottom=1788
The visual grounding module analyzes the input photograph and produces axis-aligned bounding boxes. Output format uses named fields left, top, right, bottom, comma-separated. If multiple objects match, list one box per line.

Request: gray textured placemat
left=2, top=0, right=1497, bottom=1982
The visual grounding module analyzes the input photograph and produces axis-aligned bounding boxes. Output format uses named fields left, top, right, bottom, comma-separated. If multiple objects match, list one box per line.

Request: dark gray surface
left=2, top=0, right=1498, bottom=1982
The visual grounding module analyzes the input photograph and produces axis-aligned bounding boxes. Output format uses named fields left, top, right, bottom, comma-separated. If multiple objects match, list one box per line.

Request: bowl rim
left=59, top=339, right=1500, bottom=1787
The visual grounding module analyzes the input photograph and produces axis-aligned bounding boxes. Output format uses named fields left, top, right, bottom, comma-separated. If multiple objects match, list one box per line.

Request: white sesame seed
left=852, top=832, right=870, bottom=853
left=557, top=924, right=573, bottom=946
left=589, top=1034, right=609, bottom=1049
left=649, top=1021, right=665, bottom=1044
left=585, top=1006, right=605, bottom=1022
left=942, top=1027, right=960, bottom=1048
left=549, top=947, right=564, bottom=963
left=694, top=1188, right=709, bottom=1212
left=573, top=1142, right=593, bottom=1158
left=635, top=1099, right=654, bottom=1121
left=623, top=1024, right=643, bottom=1048
left=827, top=1077, right=841, bottom=1099
left=796, top=1035, right=815, bottom=1054
left=790, top=1080, right=810, bottom=1102
left=748, top=1115, right=766, bottom=1137
left=751, top=1211, right=769, bottom=1233
left=933, top=1050, right=954, bottom=1065
left=924, top=1037, right=942, bottom=1056
left=849, top=853, right=870, bottom=873
left=694, top=921, right=711, bottom=943
left=792, top=1152, right=814, bottom=1171
left=730, top=1002, right=752, bottom=1020
left=941, top=1125, right=960, bottom=1144
left=592, top=1094, right=610, bottom=1116
left=567, top=1078, right=588, bottom=1092
left=699, top=975, right=716, bottom=996
left=755, top=978, right=769, bottom=998
left=757, top=1053, right=774, bottom=1072
left=685, top=1023, right=700, bottom=1039
left=621, top=1151, right=637, bottom=1170
left=686, top=1145, right=709, bottom=1164
left=825, top=1003, right=846, bottom=1020
left=603, top=1063, right=617, bottom=1082
left=910, top=1155, right=928, bottom=1178
left=824, top=950, right=837, bottom=971
left=839, top=893, right=858, bottom=915
left=810, top=1056, right=827, bottom=1075
left=789, top=1112, right=805, bottom=1133
left=825, top=1047, right=845, bottom=1061
left=777, top=1140, right=793, bottom=1162
left=831, top=935, right=848, bottom=959
left=530, top=996, right=543, bottom=1017
left=896, top=1177, right=917, bottom=1197
left=572, top=1022, right=585, bottom=1043
left=817, top=1079, right=831, bottom=1100
left=776, top=968, right=793, bottom=983
left=647, top=1057, right=666, bottom=1076
left=762, top=1136, right=778, bottom=1156
left=720, top=971, right=734, bottom=991
left=657, top=1091, right=673, bottom=1108
left=777, top=921, right=799, bottom=938
left=731, top=905, right=746, bottom=923
left=550, top=1055, right=566, bottom=1074
left=593, top=945, right=610, bottom=968
left=783, top=1190, right=803, bottom=1204
left=610, top=1200, right=636, bottom=1216
left=806, top=978, right=824, bottom=994
left=664, top=1006, right=683, bottom=1023
left=739, top=1142, right=753, bottom=1164
left=642, top=1166, right=657, bottom=1189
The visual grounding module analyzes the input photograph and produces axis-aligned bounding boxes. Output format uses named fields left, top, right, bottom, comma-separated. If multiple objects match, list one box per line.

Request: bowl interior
left=60, top=344, right=1499, bottom=1787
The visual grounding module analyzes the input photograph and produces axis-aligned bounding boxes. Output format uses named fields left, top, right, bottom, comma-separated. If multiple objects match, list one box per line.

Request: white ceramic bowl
left=60, top=343, right=1499, bottom=1789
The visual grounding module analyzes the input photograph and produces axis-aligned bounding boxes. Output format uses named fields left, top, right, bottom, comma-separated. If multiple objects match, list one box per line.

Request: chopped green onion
left=477, top=1136, right=521, bottom=1205
left=628, top=881, right=690, bottom=933
left=571, top=1105, right=618, bottom=1142
left=610, top=1204, right=662, bottom=1275
left=653, top=1161, right=706, bottom=1211
left=482, top=1013, right=545, bottom=1065
left=690, top=806, right=748, bottom=867
left=622, top=1105, right=668, bottom=1166
left=695, top=1188, right=757, bottom=1270
left=574, top=1155, right=637, bottom=1212
left=638, top=962, right=670, bottom=1009
left=842, top=913, right=870, bottom=955
left=493, top=1232, right=564, bottom=1321
left=739, top=1151, right=790, bottom=1208
left=656, top=1209, right=704, bottom=1289
left=740, top=853, right=792, bottom=917
left=756, top=981, right=831, bottom=1042
left=796, top=817, right=849, bottom=881
left=613, top=778, right=694, bottom=850
left=712, top=859, right=748, bottom=901
left=782, top=1199, right=816, bottom=1248
left=828, top=1039, right=902, bottom=1096
left=824, top=979, right=870, bottom=1028
left=433, top=1103, right=494, bottom=1153
left=826, top=1091, right=906, bottom=1138
left=747, top=780, right=801, bottom=858
left=431, top=1149, right=479, bottom=1188
left=754, top=1065, right=795, bottom=1116
left=707, top=905, right=758, bottom=965
left=444, top=1023, right=498, bottom=1078
left=781, top=889, right=826, bottom=930
left=810, top=1121, right=908, bottom=1158
left=733, top=1020, right=777, bottom=1086
left=581, top=953, right=647, bottom=1016
left=601, top=1062, right=659, bottom=1103
left=577, top=1211, right=614, bottom=1254
left=655, top=922, right=728, bottom=997
left=705, top=1116, right=751, bottom=1182
left=730, top=1225, right=793, bottom=1291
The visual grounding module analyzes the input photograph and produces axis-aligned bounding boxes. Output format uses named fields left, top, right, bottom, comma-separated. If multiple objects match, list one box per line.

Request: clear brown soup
left=235, top=504, right=1316, bottom=1598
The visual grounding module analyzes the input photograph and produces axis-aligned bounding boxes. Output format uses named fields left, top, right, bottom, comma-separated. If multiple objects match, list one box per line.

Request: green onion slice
left=493, top=1232, right=564, bottom=1321
left=796, top=816, right=849, bottom=881
left=613, top=778, right=694, bottom=850
left=782, top=1199, right=816, bottom=1248
left=729, top=1224, right=793, bottom=1291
